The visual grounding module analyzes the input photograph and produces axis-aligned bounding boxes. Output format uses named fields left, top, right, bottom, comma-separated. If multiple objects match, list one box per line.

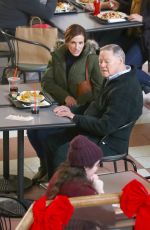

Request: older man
left=28, top=44, right=143, bottom=182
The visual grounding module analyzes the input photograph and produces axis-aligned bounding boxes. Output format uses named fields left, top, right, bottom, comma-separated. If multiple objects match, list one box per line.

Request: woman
left=31, top=136, right=114, bottom=230
left=41, top=24, right=102, bottom=107
left=46, top=135, right=104, bottom=199
left=28, top=24, right=102, bottom=183
left=125, top=0, right=150, bottom=92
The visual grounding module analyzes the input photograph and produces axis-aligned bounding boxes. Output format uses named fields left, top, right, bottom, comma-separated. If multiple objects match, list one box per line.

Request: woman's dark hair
left=46, top=161, right=88, bottom=200
left=65, top=24, right=87, bottom=43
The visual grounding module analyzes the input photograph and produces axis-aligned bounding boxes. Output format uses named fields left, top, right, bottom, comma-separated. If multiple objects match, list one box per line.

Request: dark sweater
left=73, top=68, right=143, bottom=154
left=0, top=0, right=56, bottom=30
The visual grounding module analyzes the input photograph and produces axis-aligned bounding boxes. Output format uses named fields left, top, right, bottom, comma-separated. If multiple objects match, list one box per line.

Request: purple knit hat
left=68, top=135, right=103, bottom=168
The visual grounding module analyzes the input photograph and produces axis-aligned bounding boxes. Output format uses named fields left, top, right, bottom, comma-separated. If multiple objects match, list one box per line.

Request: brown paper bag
left=15, top=26, right=58, bottom=65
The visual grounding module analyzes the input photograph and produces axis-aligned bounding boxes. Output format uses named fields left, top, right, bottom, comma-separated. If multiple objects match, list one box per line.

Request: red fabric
left=30, top=195, right=74, bottom=230
left=32, top=24, right=50, bottom=28
left=120, top=179, right=150, bottom=230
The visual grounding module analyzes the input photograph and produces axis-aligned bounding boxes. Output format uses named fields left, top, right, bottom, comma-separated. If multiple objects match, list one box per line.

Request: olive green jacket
left=41, top=41, right=102, bottom=105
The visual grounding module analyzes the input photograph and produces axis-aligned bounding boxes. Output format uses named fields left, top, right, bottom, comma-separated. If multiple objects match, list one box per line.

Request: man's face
left=99, top=50, right=123, bottom=78
left=67, top=35, right=85, bottom=57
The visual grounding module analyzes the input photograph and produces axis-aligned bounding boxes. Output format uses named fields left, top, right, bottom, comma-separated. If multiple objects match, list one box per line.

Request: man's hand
left=54, top=105, right=75, bottom=119
left=65, top=96, right=77, bottom=107
left=128, top=13, right=143, bottom=22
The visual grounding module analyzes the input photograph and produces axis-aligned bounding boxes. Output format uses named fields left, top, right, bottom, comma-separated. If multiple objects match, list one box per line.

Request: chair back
left=101, top=121, right=135, bottom=150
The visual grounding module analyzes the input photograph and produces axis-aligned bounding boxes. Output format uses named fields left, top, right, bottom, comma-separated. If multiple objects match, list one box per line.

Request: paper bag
left=15, top=26, right=58, bottom=65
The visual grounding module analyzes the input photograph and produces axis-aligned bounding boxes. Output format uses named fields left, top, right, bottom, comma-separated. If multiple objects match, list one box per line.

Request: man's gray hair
left=100, top=44, right=125, bottom=63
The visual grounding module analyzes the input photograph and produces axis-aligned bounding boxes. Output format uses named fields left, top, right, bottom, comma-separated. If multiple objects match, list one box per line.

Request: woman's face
left=67, top=35, right=85, bottom=56
left=85, top=160, right=100, bottom=180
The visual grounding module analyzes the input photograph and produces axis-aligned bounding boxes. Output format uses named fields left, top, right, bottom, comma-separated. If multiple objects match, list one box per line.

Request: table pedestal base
left=0, top=175, right=32, bottom=193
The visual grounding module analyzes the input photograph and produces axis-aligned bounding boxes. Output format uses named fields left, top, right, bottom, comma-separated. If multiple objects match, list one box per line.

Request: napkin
left=6, top=114, right=34, bottom=121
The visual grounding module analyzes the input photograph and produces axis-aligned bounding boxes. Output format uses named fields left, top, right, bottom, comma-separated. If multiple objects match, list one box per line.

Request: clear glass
left=8, top=77, right=20, bottom=98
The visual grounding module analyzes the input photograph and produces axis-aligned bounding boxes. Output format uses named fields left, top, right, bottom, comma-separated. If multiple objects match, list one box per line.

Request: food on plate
left=55, top=2, right=75, bottom=13
left=17, top=91, right=44, bottom=103
left=97, top=11, right=126, bottom=20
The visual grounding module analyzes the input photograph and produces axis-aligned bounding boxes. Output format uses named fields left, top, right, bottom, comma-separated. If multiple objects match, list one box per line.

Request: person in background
left=125, top=0, right=150, bottom=93
left=29, top=44, right=143, bottom=181
left=27, top=24, right=102, bottom=184
left=86, top=0, right=132, bottom=47
left=86, top=0, right=131, bottom=13
left=0, top=0, right=57, bottom=34
left=46, top=135, right=104, bottom=199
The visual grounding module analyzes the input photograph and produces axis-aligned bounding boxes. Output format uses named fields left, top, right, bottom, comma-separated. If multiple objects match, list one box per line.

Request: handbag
left=77, top=58, right=92, bottom=96
left=15, top=17, right=58, bottom=65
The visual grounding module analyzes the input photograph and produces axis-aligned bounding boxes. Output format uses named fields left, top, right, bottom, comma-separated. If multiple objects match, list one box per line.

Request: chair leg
left=124, top=159, right=128, bottom=171
left=1, top=67, right=10, bottom=84
left=38, top=72, right=42, bottom=82
left=113, top=161, right=118, bottom=173
left=124, top=158, right=137, bottom=172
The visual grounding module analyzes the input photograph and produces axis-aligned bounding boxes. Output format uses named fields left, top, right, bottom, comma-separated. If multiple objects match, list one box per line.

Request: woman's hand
left=53, top=105, right=75, bottom=119
left=91, top=174, right=104, bottom=194
left=65, top=96, right=77, bottom=107
left=128, top=13, right=143, bottom=22
left=109, top=0, right=120, bottom=10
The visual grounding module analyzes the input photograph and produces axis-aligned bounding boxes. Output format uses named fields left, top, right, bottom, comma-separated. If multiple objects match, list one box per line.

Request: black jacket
left=73, top=68, right=143, bottom=154
left=0, top=0, right=56, bottom=30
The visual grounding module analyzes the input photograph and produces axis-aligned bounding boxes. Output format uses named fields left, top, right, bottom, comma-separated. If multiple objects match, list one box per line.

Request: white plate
left=16, top=91, right=45, bottom=104
left=22, top=100, right=50, bottom=108
left=97, top=11, right=127, bottom=23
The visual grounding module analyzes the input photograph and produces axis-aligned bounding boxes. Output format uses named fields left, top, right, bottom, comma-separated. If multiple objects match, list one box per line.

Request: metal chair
left=0, top=195, right=28, bottom=230
left=100, top=121, right=137, bottom=173
left=0, top=29, right=52, bottom=84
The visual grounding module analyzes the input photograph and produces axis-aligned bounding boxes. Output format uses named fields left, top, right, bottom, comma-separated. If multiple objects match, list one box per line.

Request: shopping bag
left=15, top=18, right=58, bottom=65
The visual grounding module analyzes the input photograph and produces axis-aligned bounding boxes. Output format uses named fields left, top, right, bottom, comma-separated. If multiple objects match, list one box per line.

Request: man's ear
left=119, top=57, right=124, bottom=64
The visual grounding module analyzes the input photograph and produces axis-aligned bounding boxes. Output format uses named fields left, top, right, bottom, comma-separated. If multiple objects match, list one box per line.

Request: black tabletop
left=50, top=12, right=143, bottom=34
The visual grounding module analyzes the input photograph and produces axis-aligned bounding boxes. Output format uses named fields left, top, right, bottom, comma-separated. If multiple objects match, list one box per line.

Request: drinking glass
left=8, top=77, right=20, bottom=98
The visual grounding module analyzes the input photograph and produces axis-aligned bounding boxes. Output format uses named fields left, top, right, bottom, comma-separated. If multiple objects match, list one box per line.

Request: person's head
left=65, top=24, right=86, bottom=56
left=68, top=135, right=103, bottom=179
left=99, top=44, right=126, bottom=78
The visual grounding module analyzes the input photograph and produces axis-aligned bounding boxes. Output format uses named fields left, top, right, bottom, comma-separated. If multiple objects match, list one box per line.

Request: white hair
left=100, top=44, right=125, bottom=63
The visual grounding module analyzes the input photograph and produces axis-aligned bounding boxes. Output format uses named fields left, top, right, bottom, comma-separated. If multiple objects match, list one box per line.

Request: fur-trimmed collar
left=54, top=39, right=99, bottom=54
